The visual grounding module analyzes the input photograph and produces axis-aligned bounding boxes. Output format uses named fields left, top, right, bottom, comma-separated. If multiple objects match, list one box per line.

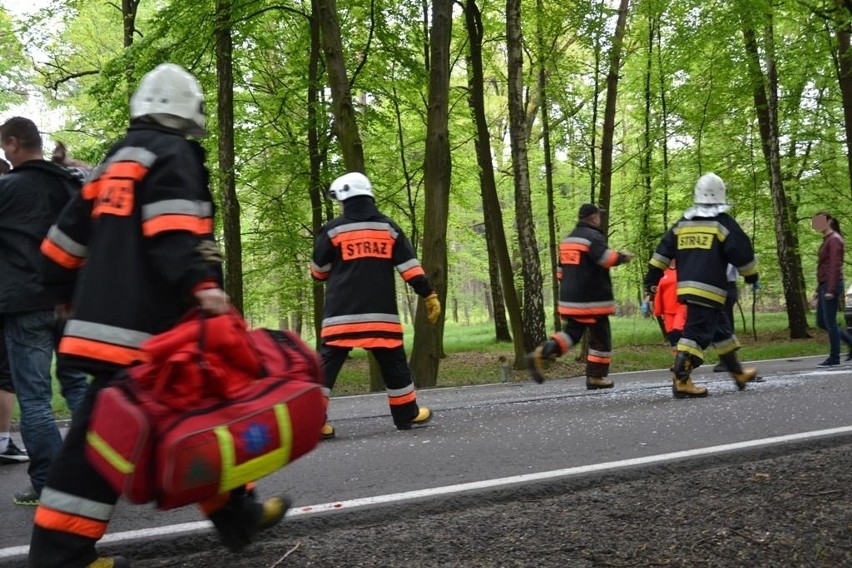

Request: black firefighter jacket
left=0, top=159, right=81, bottom=314
left=41, top=124, right=221, bottom=373
left=311, top=196, right=433, bottom=349
left=644, top=212, right=759, bottom=309
left=557, top=221, right=631, bottom=319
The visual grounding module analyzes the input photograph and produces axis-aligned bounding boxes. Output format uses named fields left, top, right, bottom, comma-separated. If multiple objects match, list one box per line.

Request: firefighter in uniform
left=311, top=172, right=440, bottom=438
left=644, top=172, right=760, bottom=398
left=527, top=203, right=634, bottom=388
left=31, top=64, right=286, bottom=568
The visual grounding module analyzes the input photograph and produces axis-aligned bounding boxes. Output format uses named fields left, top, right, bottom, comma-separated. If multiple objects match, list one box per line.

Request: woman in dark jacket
left=812, top=211, right=852, bottom=367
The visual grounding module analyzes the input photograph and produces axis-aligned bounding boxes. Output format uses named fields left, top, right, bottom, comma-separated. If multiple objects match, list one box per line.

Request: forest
left=0, top=0, right=849, bottom=384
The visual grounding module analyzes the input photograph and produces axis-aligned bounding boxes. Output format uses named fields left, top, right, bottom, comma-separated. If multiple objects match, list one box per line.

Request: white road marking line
left=3, top=424, right=851, bottom=559
left=286, top=424, right=852, bottom=514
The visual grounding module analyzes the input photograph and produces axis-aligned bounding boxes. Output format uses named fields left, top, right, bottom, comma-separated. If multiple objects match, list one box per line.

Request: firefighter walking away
left=312, top=172, right=441, bottom=439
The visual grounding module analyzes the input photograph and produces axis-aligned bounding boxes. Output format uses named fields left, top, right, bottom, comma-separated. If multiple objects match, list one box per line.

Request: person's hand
left=622, top=251, right=635, bottom=262
left=751, top=280, right=761, bottom=292
left=825, top=292, right=834, bottom=300
left=425, top=293, right=441, bottom=324
left=195, top=287, right=230, bottom=315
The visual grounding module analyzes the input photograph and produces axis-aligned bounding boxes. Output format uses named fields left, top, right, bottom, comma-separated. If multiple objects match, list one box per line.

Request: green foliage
left=0, top=8, right=32, bottom=111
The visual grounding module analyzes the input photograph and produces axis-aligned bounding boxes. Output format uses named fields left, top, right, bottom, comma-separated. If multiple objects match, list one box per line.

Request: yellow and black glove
left=425, top=293, right=441, bottom=324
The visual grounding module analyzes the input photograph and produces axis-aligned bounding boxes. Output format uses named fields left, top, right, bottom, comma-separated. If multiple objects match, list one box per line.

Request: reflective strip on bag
left=216, top=403, right=293, bottom=493
left=86, top=430, right=135, bottom=474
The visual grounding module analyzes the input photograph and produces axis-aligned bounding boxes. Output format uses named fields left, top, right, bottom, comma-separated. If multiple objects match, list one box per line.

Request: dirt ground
left=106, top=437, right=852, bottom=568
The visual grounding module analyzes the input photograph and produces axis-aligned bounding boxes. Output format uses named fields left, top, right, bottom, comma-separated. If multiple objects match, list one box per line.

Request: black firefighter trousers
left=320, top=344, right=420, bottom=425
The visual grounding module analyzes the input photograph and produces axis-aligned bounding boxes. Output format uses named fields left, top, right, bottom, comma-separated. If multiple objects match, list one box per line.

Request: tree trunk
left=316, top=0, right=383, bottom=390
left=317, top=0, right=365, bottom=172
left=834, top=0, right=852, bottom=200
left=535, top=0, right=560, bottom=333
left=409, top=0, right=453, bottom=388
left=465, top=0, right=523, bottom=356
left=121, top=0, right=138, bottom=49
left=507, top=0, right=546, bottom=353
left=589, top=6, right=602, bottom=200
left=308, top=0, right=325, bottom=349
left=639, top=10, right=656, bottom=263
left=740, top=11, right=809, bottom=339
left=483, top=210, right=511, bottom=341
left=598, top=0, right=630, bottom=233
left=215, top=0, right=243, bottom=314
left=656, top=19, right=671, bottom=228
left=121, top=0, right=139, bottom=99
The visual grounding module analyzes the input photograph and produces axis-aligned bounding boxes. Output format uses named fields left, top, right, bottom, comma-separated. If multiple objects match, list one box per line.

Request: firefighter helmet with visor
left=129, top=63, right=207, bottom=137
left=693, top=173, right=727, bottom=205
left=684, top=172, right=731, bottom=219
left=327, top=172, right=374, bottom=201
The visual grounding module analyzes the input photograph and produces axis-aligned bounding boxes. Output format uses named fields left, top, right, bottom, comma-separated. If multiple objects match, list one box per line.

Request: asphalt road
left=1, top=353, right=851, bottom=564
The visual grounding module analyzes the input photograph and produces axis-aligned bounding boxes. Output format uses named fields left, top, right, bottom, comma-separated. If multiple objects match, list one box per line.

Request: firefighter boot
left=526, top=340, right=560, bottom=384
left=671, top=352, right=708, bottom=399
left=719, top=352, right=757, bottom=391
left=87, top=558, right=131, bottom=568
left=320, top=423, right=336, bottom=440
left=208, top=489, right=291, bottom=553
left=586, top=376, right=614, bottom=390
left=396, top=406, right=432, bottom=430
left=320, top=390, right=334, bottom=439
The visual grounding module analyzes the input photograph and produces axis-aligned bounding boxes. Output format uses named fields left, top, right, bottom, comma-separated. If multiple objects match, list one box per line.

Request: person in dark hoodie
left=0, top=117, right=89, bottom=506
left=526, top=203, right=634, bottom=388
left=311, top=172, right=440, bottom=439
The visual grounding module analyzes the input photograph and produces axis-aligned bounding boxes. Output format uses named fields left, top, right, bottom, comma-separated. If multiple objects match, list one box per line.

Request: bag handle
left=147, top=308, right=212, bottom=397
left=179, top=307, right=268, bottom=379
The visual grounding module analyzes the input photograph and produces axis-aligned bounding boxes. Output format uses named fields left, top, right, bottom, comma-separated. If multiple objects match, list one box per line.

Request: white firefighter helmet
left=130, top=63, right=207, bottom=137
left=684, top=172, right=731, bottom=219
left=694, top=173, right=727, bottom=204
left=327, top=172, right=374, bottom=201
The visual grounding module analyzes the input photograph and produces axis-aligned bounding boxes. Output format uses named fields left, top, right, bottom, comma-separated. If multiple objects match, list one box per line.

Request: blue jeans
left=815, top=281, right=852, bottom=361
left=5, top=310, right=88, bottom=492
left=53, top=319, right=88, bottom=415
left=55, top=362, right=88, bottom=417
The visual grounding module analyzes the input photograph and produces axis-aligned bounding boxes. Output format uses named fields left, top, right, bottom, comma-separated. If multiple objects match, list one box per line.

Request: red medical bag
left=86, top=312, right=324, bottom=509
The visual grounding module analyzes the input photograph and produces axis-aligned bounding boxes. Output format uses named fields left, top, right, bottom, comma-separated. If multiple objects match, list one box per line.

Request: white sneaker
left=0, top=439, right=29, bottom=464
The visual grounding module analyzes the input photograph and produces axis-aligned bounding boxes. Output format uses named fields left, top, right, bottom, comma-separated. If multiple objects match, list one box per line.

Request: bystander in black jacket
left=0, top=159, right=81, bottom=314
